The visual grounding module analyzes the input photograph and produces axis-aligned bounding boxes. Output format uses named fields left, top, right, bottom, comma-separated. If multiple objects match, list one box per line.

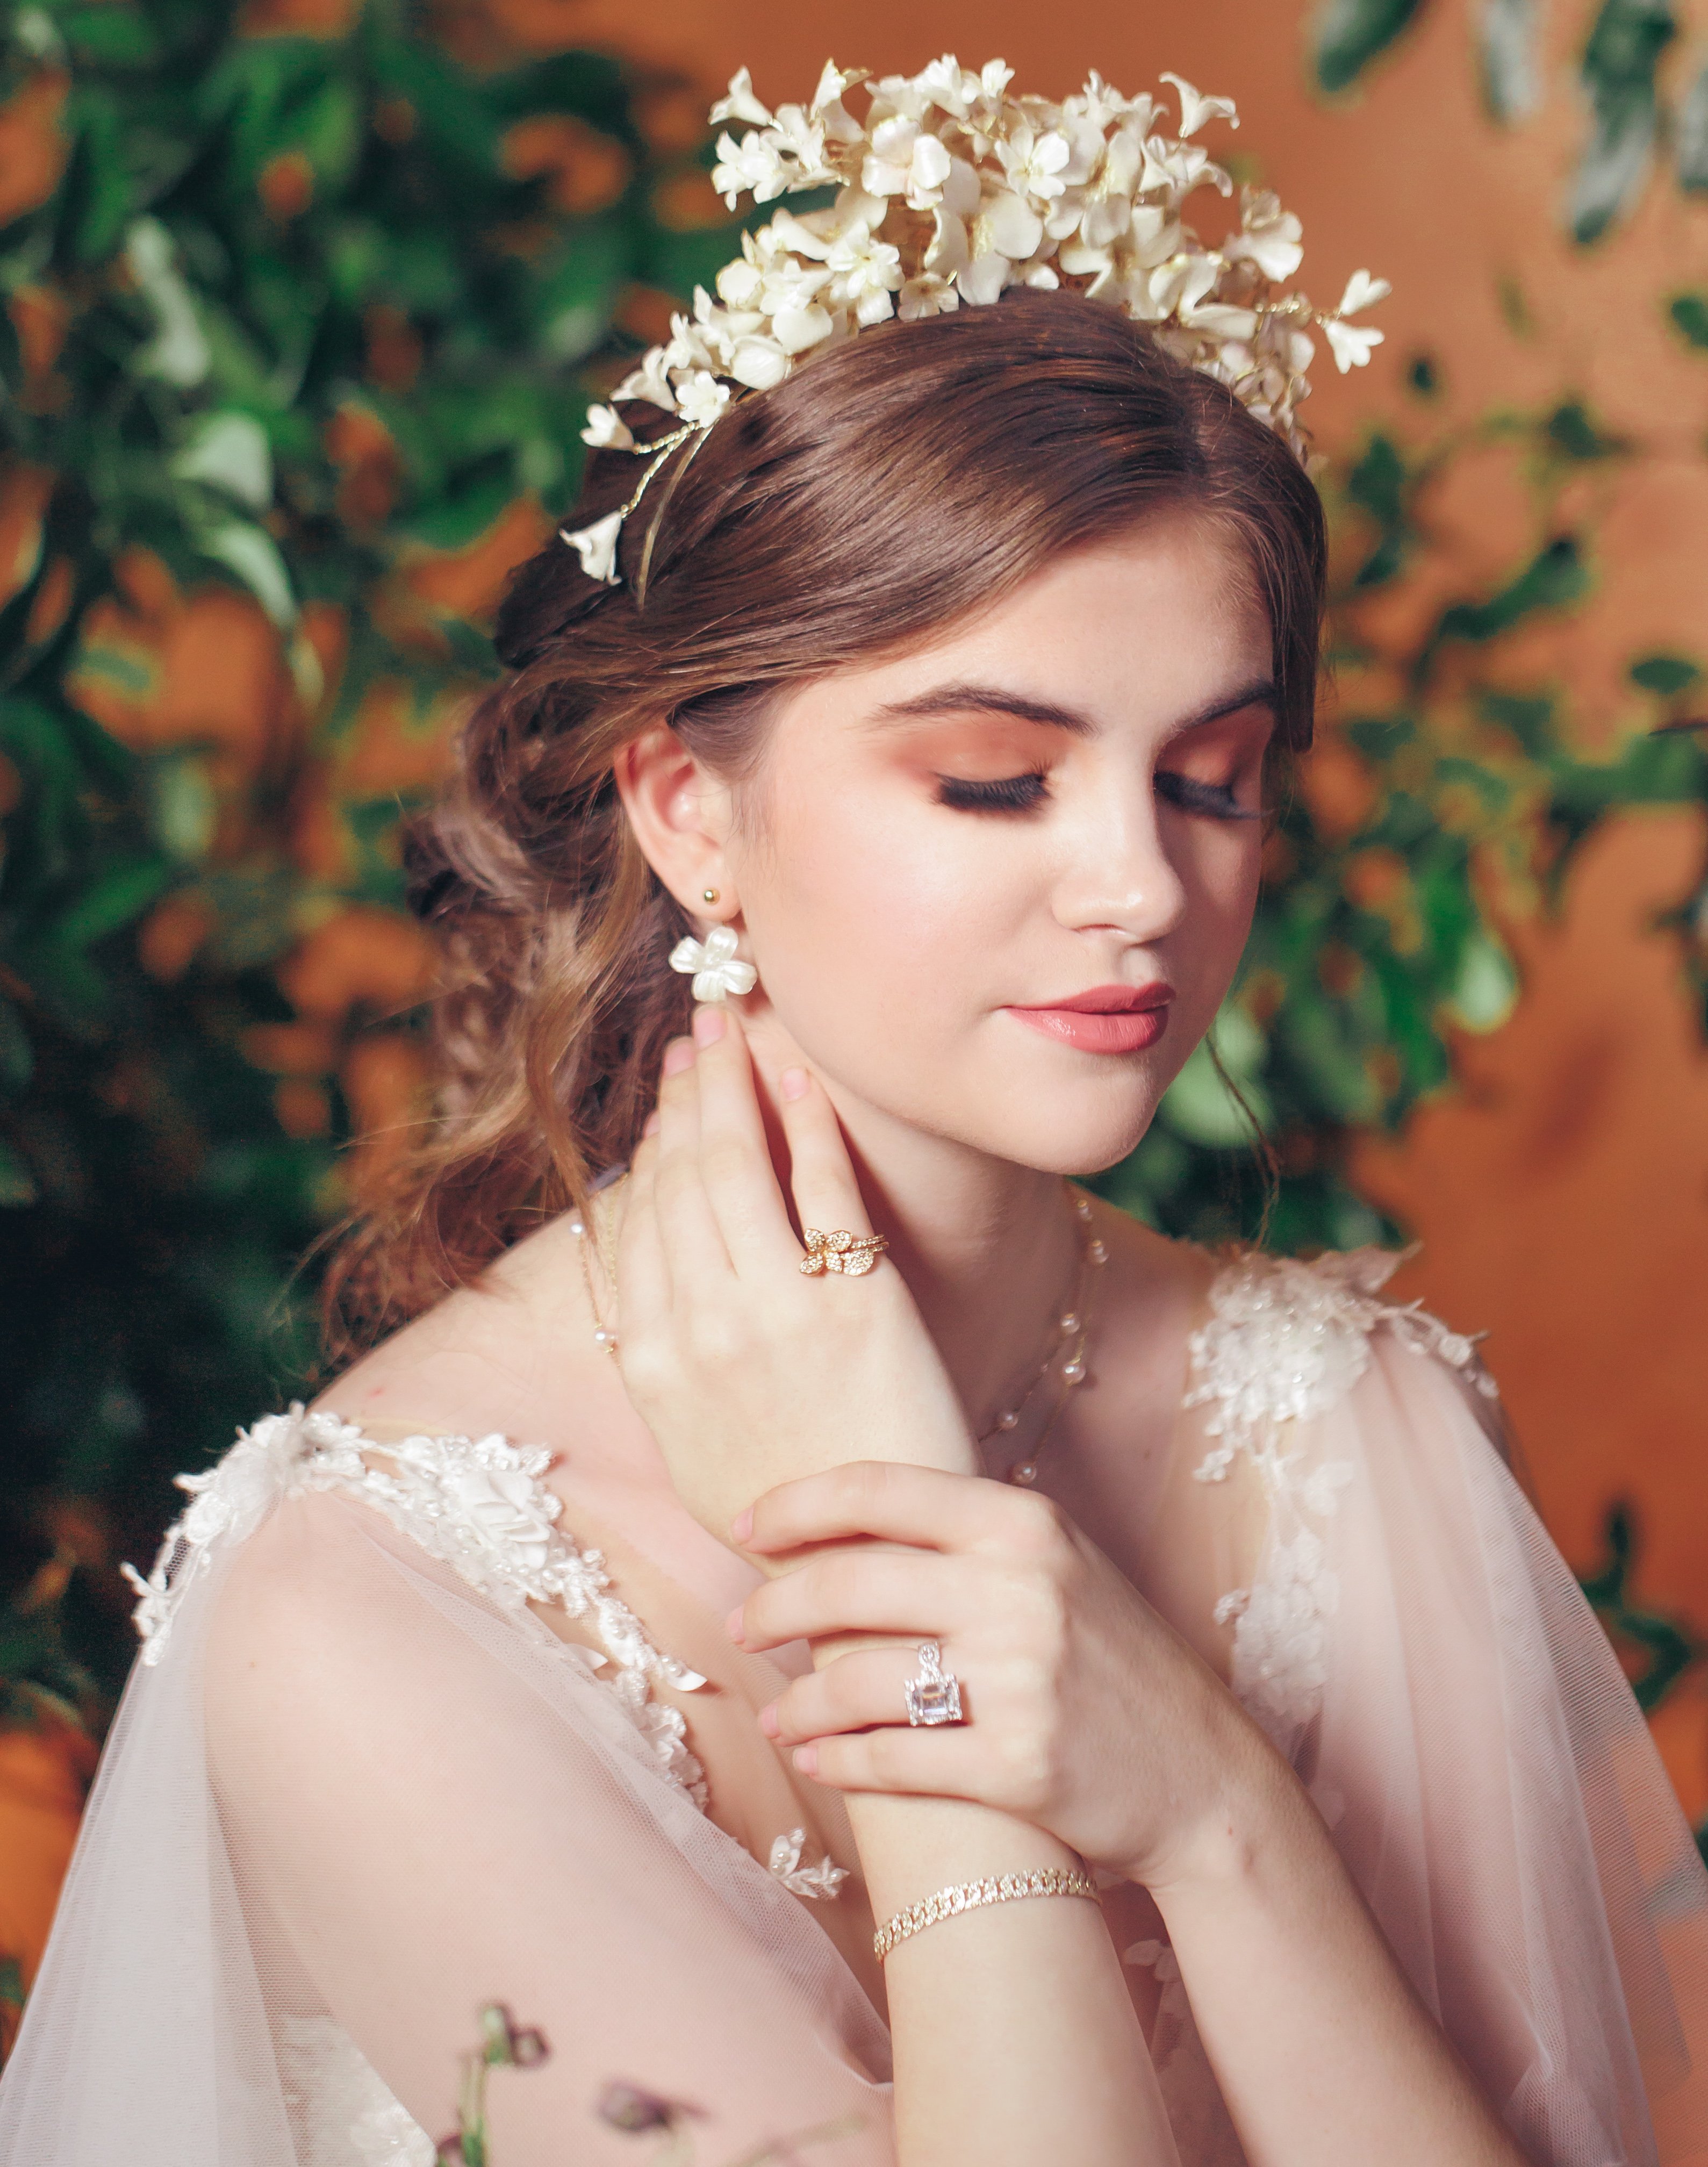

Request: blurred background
left=2, top=0, right=1707, bottom=2061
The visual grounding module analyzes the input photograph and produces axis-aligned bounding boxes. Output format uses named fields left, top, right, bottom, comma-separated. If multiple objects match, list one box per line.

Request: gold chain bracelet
left=872, top=1865, right=1101, bottom=1962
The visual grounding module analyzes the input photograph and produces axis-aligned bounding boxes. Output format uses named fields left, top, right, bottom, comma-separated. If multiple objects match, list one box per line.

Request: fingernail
left=757, top=1702, right=780, bottom=1738
left=724, top=1605, right=746, bottom=1644
left=692, top=1004, right=726, bottom=1046
left=729, top=1506, right=752, bottom=1544
left=792, top=1745, right=817, bottom=1777
left=662, top=1038, right=695, bottom=1077
left=780, top=1067, right=808, bottom=1102
left=642, top=1110, right=661, bottom=1137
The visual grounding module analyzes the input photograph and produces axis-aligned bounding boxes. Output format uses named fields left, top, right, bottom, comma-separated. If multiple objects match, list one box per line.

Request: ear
left=613, top=726, right=738, bottom=918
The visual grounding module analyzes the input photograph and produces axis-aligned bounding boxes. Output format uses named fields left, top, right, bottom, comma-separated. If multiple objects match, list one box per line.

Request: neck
left=743, top=1021, right=1085, bottom=1438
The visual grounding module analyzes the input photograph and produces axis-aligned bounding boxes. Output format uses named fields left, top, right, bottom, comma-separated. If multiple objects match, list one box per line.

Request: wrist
left=1136, top=1704, right=1307, bottom=1900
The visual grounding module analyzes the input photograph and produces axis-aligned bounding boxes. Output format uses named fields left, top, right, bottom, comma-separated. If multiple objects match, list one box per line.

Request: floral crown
left=561, top=56, right=1388, bottom=590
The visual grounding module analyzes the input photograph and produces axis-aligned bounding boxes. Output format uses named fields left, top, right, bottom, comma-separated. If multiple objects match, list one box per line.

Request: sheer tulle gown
left=1, top=1246, right=1704, bottom=2165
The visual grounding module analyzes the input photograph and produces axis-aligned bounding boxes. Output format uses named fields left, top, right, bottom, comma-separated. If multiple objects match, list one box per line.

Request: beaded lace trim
left=1184, top=1246, right=1497, bottom=1746
left=123, top=1404, right=711, bottom=1808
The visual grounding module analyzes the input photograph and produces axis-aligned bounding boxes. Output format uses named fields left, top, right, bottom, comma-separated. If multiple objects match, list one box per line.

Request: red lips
left=1005, top=982, right=1174, bottom=1056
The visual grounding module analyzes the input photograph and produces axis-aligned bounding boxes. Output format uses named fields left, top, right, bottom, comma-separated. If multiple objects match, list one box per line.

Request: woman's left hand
left=728, top=1461, right=1290, bottom=1891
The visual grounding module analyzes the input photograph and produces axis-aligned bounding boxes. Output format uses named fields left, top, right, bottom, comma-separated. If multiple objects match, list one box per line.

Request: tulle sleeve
left=0, top=1475, right=893, bottom=2167
left=1153, top=1250, right=1708, bottom=2167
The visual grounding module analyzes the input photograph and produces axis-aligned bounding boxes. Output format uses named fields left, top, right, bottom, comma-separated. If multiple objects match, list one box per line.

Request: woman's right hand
left=609, top=1002, right=978, bottom=1547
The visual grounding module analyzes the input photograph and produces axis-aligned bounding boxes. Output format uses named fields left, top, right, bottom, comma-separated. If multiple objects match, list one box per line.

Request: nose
left=1050, top=785, right=1188, bottom=947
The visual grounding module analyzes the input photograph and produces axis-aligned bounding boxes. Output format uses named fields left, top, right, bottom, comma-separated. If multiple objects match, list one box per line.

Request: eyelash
left=934, top=771, right=1260, bottom=821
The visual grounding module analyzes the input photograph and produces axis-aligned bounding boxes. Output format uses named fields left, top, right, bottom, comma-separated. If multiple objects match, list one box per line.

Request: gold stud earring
left=702, top=887, right=720, bottom=906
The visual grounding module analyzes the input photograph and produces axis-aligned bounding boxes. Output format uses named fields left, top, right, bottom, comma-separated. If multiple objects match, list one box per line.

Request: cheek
left=735, top=773, right=1019, bottom=1042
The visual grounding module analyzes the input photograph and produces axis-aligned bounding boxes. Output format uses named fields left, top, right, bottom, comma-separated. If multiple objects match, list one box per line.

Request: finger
left=651, top=1036, right=731, bottom=1282
left=738, top=1461, right=1029, bottom=1557
left=614, top=1125, right=671, bottom=1330
left=687, top=1004, right=800, bottom=1274
left=765, top=1644, right=957, bottom=1745
left=791, top=1724, right=987, bottom=1799
left=733, top=1548, right=975, bottom=1650
left=776, top=1065, right=874, bottom=1253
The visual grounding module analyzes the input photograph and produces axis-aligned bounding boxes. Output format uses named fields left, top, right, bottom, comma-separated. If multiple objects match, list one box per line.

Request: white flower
left=711, top=128, right=794, bottom=210
left=899, top=272, right=961, bottom=319
left=999, top=121, right=1073, bottom=204
left=613, top=347, right=677, bottom=412
left=768, top=1828, right=850, bottom=1900
left=1324, top=316, right=1384, bottom=371
left=863, top=116, right=954, bottom=206
left=580, top=404, right=635, bottom=450
left=709, top=67, right=772, bottom=128
left=669, top=923, right=757, bottom=1003
left=1336, top=268, right=1391, bottom=316
left=826, top=222, right=903, bottom=325
left=1225, top=190, right=1304, bottom=282
left=561, top=508, right=624, bottom=585
left=673, top=370, right=730, bottom=428
left=728, top=334, right=792, bottom=389
left=1160, top=73, right=1239, bottom=138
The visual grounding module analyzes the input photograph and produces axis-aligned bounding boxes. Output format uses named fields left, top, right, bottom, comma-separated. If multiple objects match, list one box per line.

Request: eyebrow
left=869, top=677, right=1279, bottom=738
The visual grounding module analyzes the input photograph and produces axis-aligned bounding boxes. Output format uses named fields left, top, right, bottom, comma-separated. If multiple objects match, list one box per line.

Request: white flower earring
left=669, top=920, right=757, bottom=1003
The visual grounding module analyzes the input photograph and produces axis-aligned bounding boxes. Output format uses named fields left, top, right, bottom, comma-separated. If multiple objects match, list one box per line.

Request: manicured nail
left=692, top=1004, right=726, bottom=1046
left=724, top=1605, right=746, bottom=1644
left=642, top=1110, right=661, bottom=1137
left=662, top=1037, right=695, bottom=1077
left=792, top=1745, right=818, bottom=1777
left=757, top=1702, right=780, bottom=1738
left=780, top=1067, right=809, bottom=1102
left=729, top=1506, right=752, bottom=1544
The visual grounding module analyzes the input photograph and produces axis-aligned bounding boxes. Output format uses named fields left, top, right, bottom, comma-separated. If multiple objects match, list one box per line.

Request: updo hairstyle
left=323, top=289, right=1327, bottom=1358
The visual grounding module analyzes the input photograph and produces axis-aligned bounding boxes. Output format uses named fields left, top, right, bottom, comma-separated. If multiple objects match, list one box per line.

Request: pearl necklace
left=979, top=1188, right=1106, bottom=1487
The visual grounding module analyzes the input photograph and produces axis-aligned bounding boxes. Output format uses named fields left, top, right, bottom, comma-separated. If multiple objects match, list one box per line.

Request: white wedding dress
left=1, top=1247, right=1704, bottom=2164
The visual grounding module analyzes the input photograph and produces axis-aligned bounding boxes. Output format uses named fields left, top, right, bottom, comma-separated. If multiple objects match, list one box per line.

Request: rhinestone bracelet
left=872, top=1865, right=1101, bottom=1962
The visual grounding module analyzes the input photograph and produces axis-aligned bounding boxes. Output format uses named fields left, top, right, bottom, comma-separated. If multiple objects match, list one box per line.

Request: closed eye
left=1154, top=771, right=1262, bottom=822
left=935, top=772, right=1049, bottom=813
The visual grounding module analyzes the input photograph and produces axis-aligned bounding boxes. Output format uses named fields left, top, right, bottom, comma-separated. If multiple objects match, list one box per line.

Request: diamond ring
left=904, top=1641, right=964, bottom=1727
left=799, top=1228, right=889, bottom=1278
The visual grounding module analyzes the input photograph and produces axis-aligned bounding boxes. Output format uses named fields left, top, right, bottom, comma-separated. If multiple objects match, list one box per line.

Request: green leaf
left=1546, top=399, right=1625, bottom=458
left=1570, top=0, right=1677, bottom=243
left=52, top=853, right=170, bottom=947
left=1431, top=536, right=1591, bottom=649
left=1444, top=930, right=1519, bottom=1032
left=1668, top=292, right=1708, bottom=348
left=1628, top=652, right=1702, bottom=696
left=198, top=522, right=296, bottom=626
left=170, top=412, right=275, bottom=512
left=1481, top=0, right=1541, bottom=120
left=1677, top=61, right=1708, bottom=190
left=1312, top=0, right=1429, bottom=94
left=61, top=5, right=160, bottom=67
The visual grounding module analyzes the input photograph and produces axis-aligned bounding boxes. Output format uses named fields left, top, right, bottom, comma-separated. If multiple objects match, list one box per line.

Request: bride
left=3, top=57, right=1704, bottom=2167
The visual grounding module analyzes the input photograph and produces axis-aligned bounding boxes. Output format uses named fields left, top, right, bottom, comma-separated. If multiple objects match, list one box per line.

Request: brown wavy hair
left=321, top=289, right=1327, bottom=1361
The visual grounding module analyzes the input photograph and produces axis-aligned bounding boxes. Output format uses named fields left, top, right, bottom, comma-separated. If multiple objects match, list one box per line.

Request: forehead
left=784, top=515, right=1271, bottom=740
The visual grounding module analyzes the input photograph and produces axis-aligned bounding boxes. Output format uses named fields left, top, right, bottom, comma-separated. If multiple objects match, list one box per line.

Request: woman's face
left=718, top=513, right=1276, bottom=1176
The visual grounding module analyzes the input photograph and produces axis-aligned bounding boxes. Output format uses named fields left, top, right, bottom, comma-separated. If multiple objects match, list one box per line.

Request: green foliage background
left=0, top=0, right=1703, bottom=1867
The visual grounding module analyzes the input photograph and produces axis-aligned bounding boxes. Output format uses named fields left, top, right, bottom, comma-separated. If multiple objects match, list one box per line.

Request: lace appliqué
left=1185, top=1247, right=1497, bottom=1747
left=123, top=1405, right=710, bottom=1807
left=767, top=1827, right=850, bottom=1901
left=276, top=2015, right=436, bottom=2167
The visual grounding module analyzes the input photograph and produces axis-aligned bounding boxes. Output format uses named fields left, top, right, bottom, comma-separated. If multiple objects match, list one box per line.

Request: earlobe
left=613, top=725, right=735, bottom=919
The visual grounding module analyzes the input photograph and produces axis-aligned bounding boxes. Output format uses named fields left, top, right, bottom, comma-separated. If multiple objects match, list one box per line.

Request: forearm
left=844, top=1789, right=1178, bottom=2167
left=1150, top=1749, right=1531, bottom=2167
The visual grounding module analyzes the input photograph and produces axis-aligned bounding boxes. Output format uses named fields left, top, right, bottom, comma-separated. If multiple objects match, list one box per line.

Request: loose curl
left=322, top=290, right=1326, bottom=1361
